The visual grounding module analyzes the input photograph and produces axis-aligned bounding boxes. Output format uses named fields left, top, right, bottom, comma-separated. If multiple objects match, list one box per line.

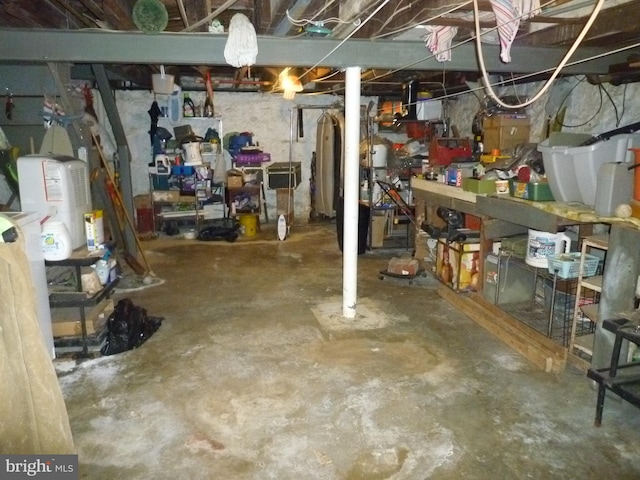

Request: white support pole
left=342, top=66, right=362, bottom=319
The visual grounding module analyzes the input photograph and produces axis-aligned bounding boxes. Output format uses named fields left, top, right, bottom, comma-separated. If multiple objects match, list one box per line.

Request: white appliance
left=1, top=211, right=55, bottom=358
left=17, top=154, right=92, bottom=249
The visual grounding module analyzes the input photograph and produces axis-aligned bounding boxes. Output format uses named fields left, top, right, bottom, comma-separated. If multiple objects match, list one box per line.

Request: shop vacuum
left=421, top=207, right=479, bottom=243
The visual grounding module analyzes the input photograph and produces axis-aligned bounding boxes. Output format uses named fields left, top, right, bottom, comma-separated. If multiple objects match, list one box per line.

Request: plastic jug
left=525, top=229, right=571, bottom=268
left=41, top=220, right=72, bottom=261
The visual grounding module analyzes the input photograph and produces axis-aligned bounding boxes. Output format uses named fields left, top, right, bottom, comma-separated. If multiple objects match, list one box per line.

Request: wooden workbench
left=411, top=177, right=640, bottom=373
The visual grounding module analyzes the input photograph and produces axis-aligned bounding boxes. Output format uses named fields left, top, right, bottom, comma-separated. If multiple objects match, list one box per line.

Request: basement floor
left=55, top=223, right=640, bottom=479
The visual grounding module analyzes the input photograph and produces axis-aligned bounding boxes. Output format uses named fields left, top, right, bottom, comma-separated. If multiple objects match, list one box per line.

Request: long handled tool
left=91, top=131, right=154, bottom=278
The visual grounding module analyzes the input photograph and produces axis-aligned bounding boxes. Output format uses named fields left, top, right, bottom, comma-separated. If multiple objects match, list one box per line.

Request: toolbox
left=267, top=162, right=302, bottom=189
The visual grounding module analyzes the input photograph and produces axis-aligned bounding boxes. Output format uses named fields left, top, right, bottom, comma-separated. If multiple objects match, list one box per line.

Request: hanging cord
left=598, top=83, right=620, bottom=127
left=349, top=0, right=555, bottom=97
left=557, top=80, right=603, bottom=129
left=298, top=0, right=390, bottom=83
left=473, top=0, right=606, bottom=109
left=619, top=83, right=628, bottom=126
left=370, top=1, right=472, bottom=39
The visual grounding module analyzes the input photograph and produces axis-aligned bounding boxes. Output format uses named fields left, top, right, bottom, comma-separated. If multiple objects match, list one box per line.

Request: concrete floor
left=55, top=223, right=640, bottom=479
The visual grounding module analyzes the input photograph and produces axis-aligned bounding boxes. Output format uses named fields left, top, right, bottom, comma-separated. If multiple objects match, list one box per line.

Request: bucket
left=151, top=65, right=175, bottom=95
left=371, top=143, right=388, bottom=168
left=182, top=141, right=202, bottom=165
left=238, top=214, right=258, bottom=237
left=41, top=220, right=72, bottom=261
left=525, top=229, right=571, bottom=268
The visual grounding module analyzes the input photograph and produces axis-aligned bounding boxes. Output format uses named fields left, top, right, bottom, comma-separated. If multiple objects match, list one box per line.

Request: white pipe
left=343, top=66, right=362, bottom=319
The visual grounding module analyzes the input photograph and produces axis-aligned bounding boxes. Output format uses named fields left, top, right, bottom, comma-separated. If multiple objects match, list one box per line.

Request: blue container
left=171, top=165, right=195, bottom=176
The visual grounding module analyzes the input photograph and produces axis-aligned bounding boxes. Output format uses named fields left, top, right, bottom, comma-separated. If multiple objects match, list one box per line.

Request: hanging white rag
left=423, top=25, right=459, bottom=62
left=424, top=0, right=540, bottom=63
left=224, top=13, right=258, bottom=68
left=490, top=0, right=540, bottom=63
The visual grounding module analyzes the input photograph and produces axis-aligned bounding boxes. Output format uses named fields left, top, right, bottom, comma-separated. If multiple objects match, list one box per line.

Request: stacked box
left=483, top=115, right=530, bottom=152
left=436, top=238, right=482, bottom=292
left=276, top=188, right=294, bottom=224
left=84, top=210, right=104, bottom=251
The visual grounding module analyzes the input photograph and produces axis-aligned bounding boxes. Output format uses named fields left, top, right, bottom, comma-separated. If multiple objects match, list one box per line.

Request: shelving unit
left=568, top=234, right=609, bottom=369
left=46, top=250, right=119, bottom=357
left=149, top=115, right=226, bottom=233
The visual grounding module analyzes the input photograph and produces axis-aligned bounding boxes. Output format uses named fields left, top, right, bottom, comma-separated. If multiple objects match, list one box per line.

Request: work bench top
left=412, top=177, right=640, bottom=233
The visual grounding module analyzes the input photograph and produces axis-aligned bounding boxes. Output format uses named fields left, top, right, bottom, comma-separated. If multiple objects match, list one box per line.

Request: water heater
left=17, top=154, right=92, bottom=250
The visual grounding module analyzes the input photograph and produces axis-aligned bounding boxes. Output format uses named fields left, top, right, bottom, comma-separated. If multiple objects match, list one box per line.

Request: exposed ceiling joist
left=520, top=0, right=640, bottom=47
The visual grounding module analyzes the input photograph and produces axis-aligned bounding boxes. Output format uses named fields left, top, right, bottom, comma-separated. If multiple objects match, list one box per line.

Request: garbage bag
left=100, top=298, right=163, bottom=356
left=197, top=218, right=240, bottom=242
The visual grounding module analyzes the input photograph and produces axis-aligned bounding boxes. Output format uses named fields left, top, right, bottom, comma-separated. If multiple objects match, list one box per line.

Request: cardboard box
left=371, top=214, right=387, bottom=248
left=276, top=188, right=294, bottom=224
left=51, top=299, right=114, bottom=337
left=227, top=173, right=243, bottom=188
left=84, top=210, right=104, bottom=251
left=436, top=238, right=482, bottom=292
left=483, top=115, right=530, bottom=152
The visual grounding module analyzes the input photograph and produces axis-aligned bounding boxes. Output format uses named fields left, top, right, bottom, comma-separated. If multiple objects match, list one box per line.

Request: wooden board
left=51, top=298, right=114, bottom=338
left=412, top=177, right=478, bottom=204
left=438, top=286, right=567, bottom=373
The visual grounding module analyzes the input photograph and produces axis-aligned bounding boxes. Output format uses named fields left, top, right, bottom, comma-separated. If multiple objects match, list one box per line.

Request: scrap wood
left=90, top=131, right=154, bottom=278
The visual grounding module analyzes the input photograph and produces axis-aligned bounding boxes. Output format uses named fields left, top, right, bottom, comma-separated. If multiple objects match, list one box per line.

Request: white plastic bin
left=538, top=133, right=591, bottom=203
left=572, top=133, right=640, bottom=206
left=539, top=132, right=640, bottom=206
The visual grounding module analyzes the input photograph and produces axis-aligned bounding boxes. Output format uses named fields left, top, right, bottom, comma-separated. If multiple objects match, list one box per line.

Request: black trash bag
left=100, top=298, right=163, bottom=356
left=197, top=218, right=240, bottom=242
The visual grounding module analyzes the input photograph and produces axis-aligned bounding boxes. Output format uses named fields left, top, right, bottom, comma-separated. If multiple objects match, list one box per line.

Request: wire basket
left=547, top=253, right=600, bottom=279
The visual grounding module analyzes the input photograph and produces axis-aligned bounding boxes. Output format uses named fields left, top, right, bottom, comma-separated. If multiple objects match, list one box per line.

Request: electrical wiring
left=599, top=83, right=620, bottom=127
left=369, top=2, right=413, bottom=38
left=553, top=76, right=605, bottom=129
left=371, top=0, right=472, bottom=40
left=304, top=39, right=640, bottom=120
left=620, top=83, right=628, bottom=125
left=361, top=0, right=557, bottom=91
left=473, top=0, right=606, bottom=109
left=298, top=0, right=390, bottom=83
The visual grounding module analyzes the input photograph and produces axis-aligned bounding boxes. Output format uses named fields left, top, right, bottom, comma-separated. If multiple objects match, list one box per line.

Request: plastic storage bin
left=572, top=133, right=640, bottom=206
left=509, top=180, right=554, bottom=201
left=538, top=132, right=640, bottom=206
left=538, top=133, right=591, bottom=203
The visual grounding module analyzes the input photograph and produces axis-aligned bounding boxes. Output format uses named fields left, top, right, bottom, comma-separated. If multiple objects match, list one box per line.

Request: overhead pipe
left=342, top=66, right=361, bottom=319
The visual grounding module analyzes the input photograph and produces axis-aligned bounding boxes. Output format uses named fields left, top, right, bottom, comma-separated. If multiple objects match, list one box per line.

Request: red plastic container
left=429, top=138, right=472, bottom=166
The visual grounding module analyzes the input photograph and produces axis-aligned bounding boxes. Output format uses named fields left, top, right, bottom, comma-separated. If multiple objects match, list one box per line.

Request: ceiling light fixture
left=279, top=68, right=303, bottom=100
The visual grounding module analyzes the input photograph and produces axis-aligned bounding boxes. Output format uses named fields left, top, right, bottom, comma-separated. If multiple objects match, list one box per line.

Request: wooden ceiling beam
left=3, top=0, right=79, bottom=29
left=518, top=0, right=640, bottom=47
left=99, top=0, right=138, bottom=30
left=51, top=0, right=96, bottom=28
